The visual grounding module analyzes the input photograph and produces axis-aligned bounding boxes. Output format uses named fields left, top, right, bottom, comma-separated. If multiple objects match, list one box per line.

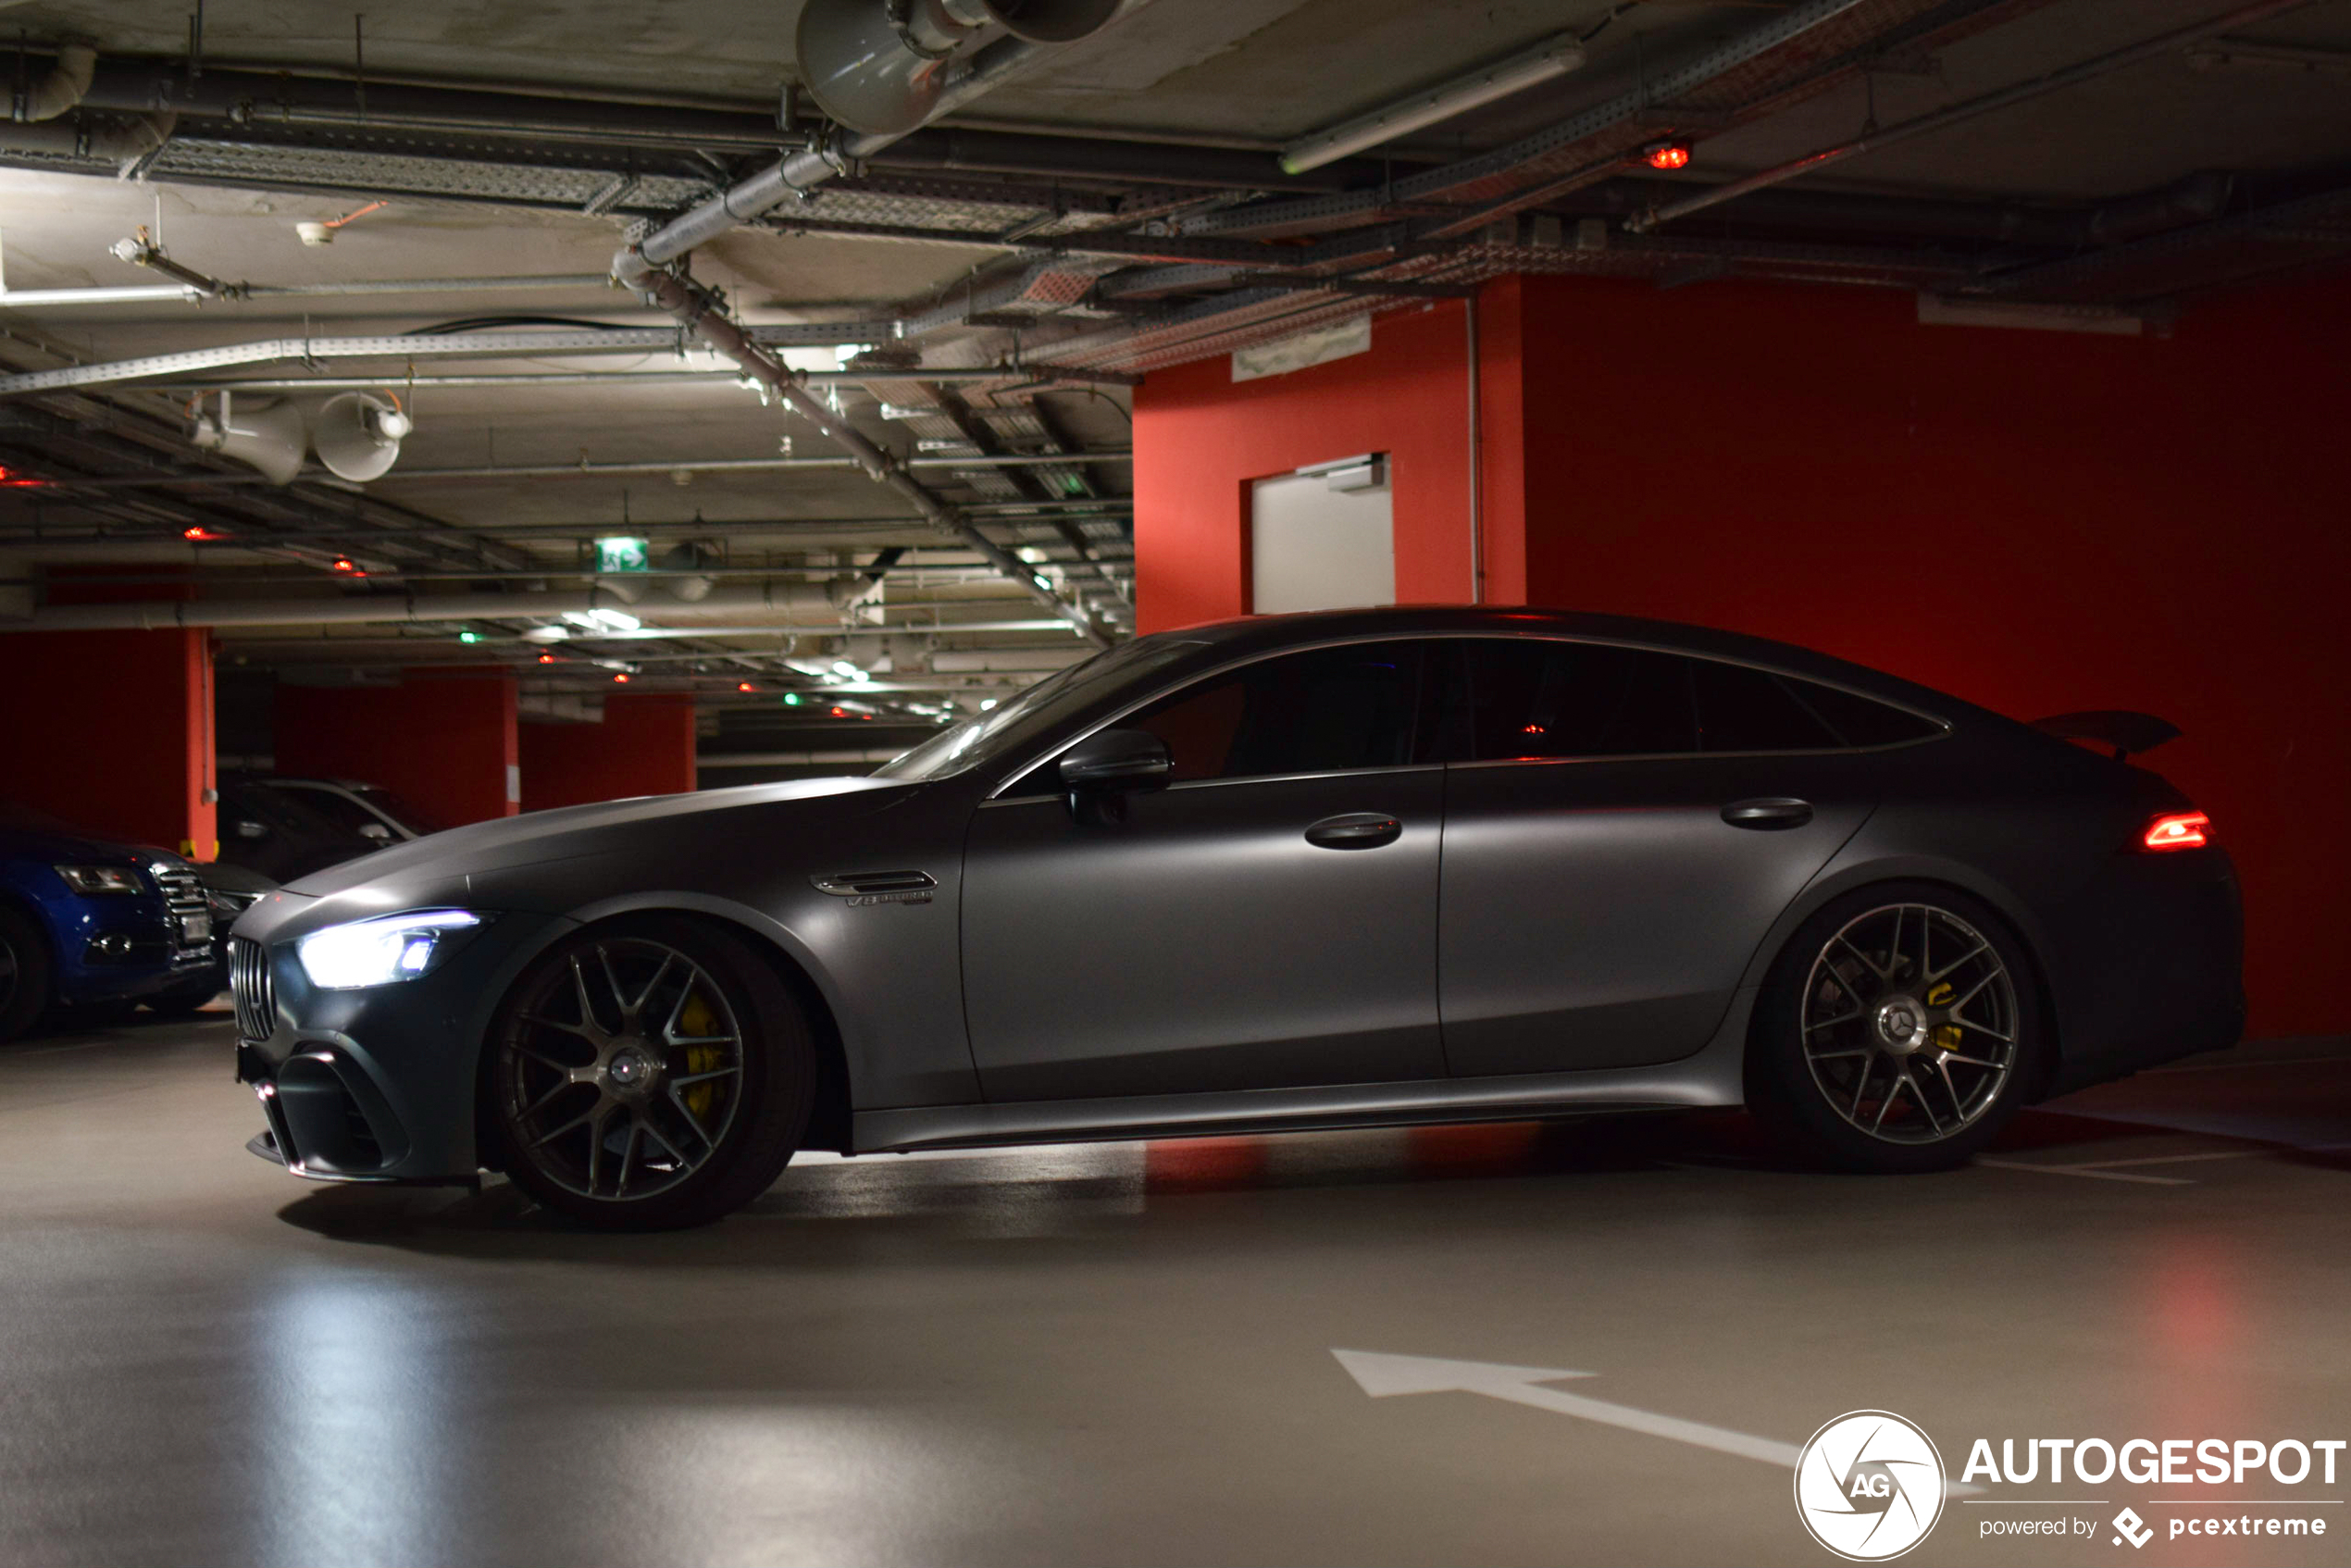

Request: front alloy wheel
left=489, top=917, right=812, bottom=1228
left=1748, top=884, right=2043, bottom=1172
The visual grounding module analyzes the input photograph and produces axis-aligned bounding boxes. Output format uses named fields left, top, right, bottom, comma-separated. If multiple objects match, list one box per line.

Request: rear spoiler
left=2030, top=710, right=2181, bottom=762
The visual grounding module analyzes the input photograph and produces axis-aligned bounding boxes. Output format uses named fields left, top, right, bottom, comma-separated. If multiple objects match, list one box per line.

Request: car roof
left=1147, top=605, right=1995, bottom=725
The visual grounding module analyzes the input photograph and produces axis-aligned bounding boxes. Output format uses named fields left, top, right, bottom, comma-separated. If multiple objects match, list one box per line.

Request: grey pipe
left=38, top=451, right=1131, bottom=489
left=18, top=44, right=94, bottom=120
left=607, top=20, right=1112, bottom=647
left=6, top=581, right=840, bottom=632
left=1627, top=0, right=2312, bottom=234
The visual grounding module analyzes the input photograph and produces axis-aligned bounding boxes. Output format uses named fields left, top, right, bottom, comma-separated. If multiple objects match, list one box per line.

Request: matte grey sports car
left=230, top=607, right=2243, bottom=1229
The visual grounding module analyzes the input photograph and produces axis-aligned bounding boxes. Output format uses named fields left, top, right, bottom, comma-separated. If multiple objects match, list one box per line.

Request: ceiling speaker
left=187, top=391, right=306, bottom=486
left=797, top=0, right=1122, bottom=136
left=310, top=391, right=414, bottom=482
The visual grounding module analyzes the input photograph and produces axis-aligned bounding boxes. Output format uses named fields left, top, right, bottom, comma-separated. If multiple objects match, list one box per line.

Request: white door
left=1250, top=455, right=1394, bottom=614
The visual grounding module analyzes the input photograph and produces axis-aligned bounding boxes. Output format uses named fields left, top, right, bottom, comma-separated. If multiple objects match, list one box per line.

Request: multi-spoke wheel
left=1747, top=884, right=2043, bottom=1172
left=487, top=916, right=814, bottom=1229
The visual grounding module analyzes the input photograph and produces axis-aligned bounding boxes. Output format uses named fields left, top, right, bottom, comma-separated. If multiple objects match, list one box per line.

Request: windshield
left=349, top=785, right=443, bottom=837
left=876, top=636, right=1206, bottom=783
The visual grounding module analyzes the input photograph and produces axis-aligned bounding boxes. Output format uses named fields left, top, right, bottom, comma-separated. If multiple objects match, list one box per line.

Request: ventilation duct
left=796, top=0, right=1123, bottom=134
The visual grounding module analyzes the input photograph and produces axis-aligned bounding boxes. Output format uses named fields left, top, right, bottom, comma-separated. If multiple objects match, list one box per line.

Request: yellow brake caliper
left=1925, top=980, right=1960, bottom=1051
left=678, top=989, right=724, bottom=1125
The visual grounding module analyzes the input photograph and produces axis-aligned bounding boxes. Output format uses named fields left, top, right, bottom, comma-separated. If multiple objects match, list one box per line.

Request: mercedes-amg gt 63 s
left=229, top=607, right=2242, bottom=1229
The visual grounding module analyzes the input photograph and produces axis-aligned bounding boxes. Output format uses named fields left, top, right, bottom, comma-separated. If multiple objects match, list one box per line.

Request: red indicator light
left=537, top=653, right=557, bottom=665
left=613, top=672, right=630, bottom=683
left=1522, top=724, right=1545, bottom=735
left=182, top=525, right=231, bottom=541
left=330, top=556, right=363, bottom=576
left=737, top=681, right=757, bottom=693
left=2143, top=811, right=2210, bottom=852
left=829, top=706, right=847, bottom=718
left=1643, top=140, right=1692, bottom=171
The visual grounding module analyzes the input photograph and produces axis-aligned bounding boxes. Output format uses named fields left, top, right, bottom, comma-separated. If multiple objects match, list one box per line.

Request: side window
left=1779, top=678, right=1944, bottom=747
left=1008, top=641, right=1432, bottom=792
left=1133, top=641, right=1429, bottom=781
left=1462, top=640, right=1696, bottom=760
left=1689, top=659, right=1841, bottom=753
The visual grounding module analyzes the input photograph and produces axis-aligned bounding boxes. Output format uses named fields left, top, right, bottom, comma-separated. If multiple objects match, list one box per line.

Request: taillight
left=2143, top=811, right=2210, bottom=852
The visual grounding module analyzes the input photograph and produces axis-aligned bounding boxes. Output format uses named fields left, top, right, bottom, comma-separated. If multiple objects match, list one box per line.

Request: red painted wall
left=0, top=628, right=216, bottom=857
left=275, top=668, right=519, bottom=828
left=1511, top=272, right=2347, bottom=1039
left=1129, top=269, right=2350, bottom=1038
left=1134, top=297, right=1505, bottom=630
left=518, top=694, right=697, bottom=813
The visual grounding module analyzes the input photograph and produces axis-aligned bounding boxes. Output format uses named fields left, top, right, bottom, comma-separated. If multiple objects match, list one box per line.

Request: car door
left=962, top=640, right=1449, bottom=1102
left=1437, top=638, right=1916, bottom=1076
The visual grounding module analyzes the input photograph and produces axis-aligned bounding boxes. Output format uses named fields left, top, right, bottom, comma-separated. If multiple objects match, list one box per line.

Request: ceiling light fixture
left=1643, top=139, right=1694, bottom=171
left=1278, top=31, right=1588, bottom=174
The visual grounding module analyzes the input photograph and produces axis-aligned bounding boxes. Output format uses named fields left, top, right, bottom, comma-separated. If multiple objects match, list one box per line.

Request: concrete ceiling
left=2, top=0, right=2346, bottom=738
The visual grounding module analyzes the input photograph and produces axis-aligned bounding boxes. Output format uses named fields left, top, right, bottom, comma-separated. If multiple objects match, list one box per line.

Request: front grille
left=150, top=863, right=213, bottom=952
left=230, top=938, right=276, bottom=1042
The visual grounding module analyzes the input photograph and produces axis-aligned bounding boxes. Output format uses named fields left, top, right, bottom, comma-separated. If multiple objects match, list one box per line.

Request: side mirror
left=357, top=821, right=393, bottom=842
left=233, top=819, right=268, bottom=840
left=1057, top=728, right=1171, bottom=794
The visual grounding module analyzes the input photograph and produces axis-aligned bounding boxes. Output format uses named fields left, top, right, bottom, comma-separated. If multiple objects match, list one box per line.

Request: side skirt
left=852, top=988, right=1757, bottom=1154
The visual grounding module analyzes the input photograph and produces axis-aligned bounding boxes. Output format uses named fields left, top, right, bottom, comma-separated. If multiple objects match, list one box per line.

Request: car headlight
left=56, top=865, right=143, bottom=895
left=295, top=909, right=483, bottom=989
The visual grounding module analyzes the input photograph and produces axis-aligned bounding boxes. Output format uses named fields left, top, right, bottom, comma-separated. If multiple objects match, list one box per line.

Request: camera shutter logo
left=1794, top=1411, right=1948, bottom=1561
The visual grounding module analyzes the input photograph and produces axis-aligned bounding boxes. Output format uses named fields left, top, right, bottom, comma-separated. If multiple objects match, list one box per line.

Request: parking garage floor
left=2, top=1017, right=2345, bottom=1568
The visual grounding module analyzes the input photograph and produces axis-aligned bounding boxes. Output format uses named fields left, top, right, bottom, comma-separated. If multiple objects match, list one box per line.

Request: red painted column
left=0, top=628, right=217, bottom=857
left=518, top=693, right=698, bottom=812
left=275, top=667, right=519, bottom=827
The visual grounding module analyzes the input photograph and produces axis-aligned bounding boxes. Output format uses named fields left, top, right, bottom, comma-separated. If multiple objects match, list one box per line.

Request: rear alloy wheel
left=1748, top=884, right=2043, bottom=1172
left=488, top=918, right=813, bottom=1229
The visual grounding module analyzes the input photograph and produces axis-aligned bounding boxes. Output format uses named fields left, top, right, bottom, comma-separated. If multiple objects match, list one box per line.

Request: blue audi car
left=0, top=802, right=219, bottom=1042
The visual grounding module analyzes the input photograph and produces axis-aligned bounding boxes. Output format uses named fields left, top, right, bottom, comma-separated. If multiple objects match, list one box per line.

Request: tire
left=485, top=915, right=814, bottom=1230
left=1745, top=881, right=2046, bottom=1174
left=0, top=904, right=52, bottom=1045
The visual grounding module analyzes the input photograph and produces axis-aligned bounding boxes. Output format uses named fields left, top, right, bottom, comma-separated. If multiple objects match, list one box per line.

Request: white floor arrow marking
left=1333, top=1350, right=1802, bottom=1467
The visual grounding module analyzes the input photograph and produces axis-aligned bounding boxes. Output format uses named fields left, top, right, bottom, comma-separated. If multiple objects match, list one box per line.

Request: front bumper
left=230, top=907, right=575, bottom=1183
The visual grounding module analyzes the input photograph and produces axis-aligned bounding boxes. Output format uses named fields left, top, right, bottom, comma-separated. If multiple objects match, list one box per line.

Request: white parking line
left=1975, top=1159, right=2194, bottom=1186
left=2064, top=1150, right=2263, bottom=1170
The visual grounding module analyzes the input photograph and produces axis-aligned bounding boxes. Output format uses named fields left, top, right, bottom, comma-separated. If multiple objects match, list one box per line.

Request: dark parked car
left=0, top=803, right=218, bottom=1042
left=229, top=608, right=2242, bottom=1229
left=217, top=775, right=439, bottom=884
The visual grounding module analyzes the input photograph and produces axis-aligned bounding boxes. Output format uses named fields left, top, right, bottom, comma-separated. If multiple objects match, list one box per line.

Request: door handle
left=1721, top=797, right=1814, bottom=830
left=1304, top=812, right=1403, bottom=850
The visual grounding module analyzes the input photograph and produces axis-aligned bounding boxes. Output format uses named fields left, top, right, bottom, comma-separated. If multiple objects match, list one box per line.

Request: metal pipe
left=118, top=367, right=1139, bottom=392
left=5, top=581, right=841, bottom=632
left=620, top=267, right=1108, bottom=646
left=1280, top=31, right=1586, bottom=175
left=0, top=272, right=616, bottom=309
left=603, top=15, right=1126, bottom=649
left=1627, top=0, right=2313, bottom=233
left=36, top=450, right=1131, bottom=489
left=0, top=321, right=899, bottom=396
left=17, top=44, right=94, bottom=121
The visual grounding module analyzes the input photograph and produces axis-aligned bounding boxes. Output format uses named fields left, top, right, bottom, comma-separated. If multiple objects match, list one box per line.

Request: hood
left=283, top=775, right=906, bottom=899
left=0, top=825, right=146, bottom=866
